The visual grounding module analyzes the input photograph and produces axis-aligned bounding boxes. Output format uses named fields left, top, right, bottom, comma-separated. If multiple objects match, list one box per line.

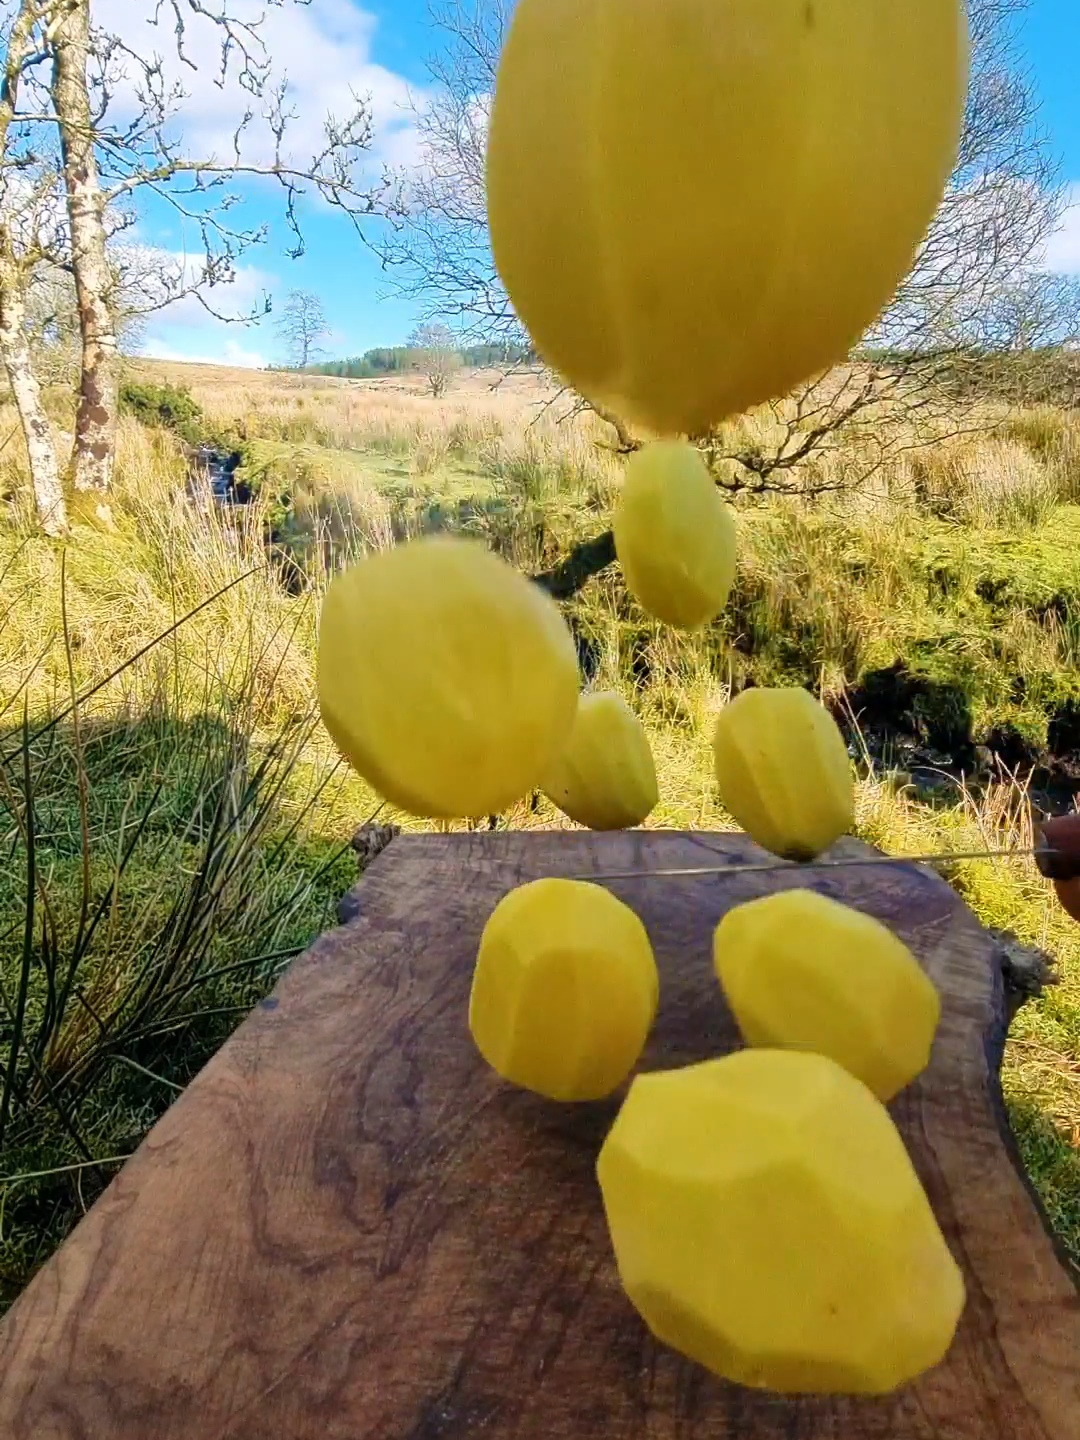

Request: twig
left=109, top=1056, right=184, bottom=1093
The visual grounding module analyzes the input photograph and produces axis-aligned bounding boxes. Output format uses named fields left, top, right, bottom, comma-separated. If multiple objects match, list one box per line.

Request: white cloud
left=94, top=0, right=422, bottom=180
left=94, top=6, right=430, bottom=372
left=1044, top=185, right=1080, bottom=276
left=130, top=246, right=276, bottom=367
left=143, top=336, right=270, bottom=369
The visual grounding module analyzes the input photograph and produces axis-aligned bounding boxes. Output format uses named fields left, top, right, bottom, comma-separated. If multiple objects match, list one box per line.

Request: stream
left=185, top=444, right=251, bottom=506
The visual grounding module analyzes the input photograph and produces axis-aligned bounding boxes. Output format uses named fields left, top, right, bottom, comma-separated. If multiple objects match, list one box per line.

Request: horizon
left=134, top=0, right=1080, bottom=371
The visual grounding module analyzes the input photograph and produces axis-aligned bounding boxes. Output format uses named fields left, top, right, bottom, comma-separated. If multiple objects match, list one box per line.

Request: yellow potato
left=469, top=878, right=658, bottom=1101
left=712, top=686, right=854, bottom=860
left=597, top=1050, right=965, bottom=1393
left=714, top=890, right=941, bottom=1100
left=542, top=691, right=658, bottom=830
left=613, top=441, right=737, bottom=629
left=318, top=537, right=579, bottom=819
left=487, top=0, right=968, bottom=436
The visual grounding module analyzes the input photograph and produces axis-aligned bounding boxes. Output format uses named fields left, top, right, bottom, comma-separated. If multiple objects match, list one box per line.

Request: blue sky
left=139, top=0, right=1080, bottom=368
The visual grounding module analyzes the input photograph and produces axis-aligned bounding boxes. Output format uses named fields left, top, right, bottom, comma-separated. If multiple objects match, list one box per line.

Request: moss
left=719, top=509, right=1080, bottom=755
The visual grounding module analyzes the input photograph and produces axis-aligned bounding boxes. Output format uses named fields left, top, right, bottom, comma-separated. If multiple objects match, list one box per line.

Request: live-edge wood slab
left=1, top=831, right=1078, bottom=1439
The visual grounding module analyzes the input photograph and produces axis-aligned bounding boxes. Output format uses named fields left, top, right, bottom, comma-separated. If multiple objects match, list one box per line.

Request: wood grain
left=1, top=831, right=1078, bottom=1439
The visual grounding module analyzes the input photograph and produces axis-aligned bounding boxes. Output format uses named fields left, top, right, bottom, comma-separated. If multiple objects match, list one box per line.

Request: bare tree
left=0, top=249, right=69, bottom=536
left=0, top=2, right=68, bottom=536
left=407, top=320, right=460, bottom=397
left=51, top=0, right=116, bottom=499
left=26, top=254, right=148, bottom=388
left=277, top=288, right=329, bottom=369
left=384, top=0, right=1079, bottom=542
left=0, top=0, right=396, bottom=530
left=977, top=271, right=1080, bottom=353
left=24, top=261, right=81, bottom=386
left=382, top=0, right=517, bottom=343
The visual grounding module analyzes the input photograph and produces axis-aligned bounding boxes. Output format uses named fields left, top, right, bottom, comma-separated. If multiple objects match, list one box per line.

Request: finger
left=1054, top=877, right=1080, bottom=924
left=1035, top=813, right=1080, bottom=882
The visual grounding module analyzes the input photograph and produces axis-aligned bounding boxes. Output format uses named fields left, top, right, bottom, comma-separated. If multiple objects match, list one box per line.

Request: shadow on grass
left=0, top=707, right=356, bottom=1313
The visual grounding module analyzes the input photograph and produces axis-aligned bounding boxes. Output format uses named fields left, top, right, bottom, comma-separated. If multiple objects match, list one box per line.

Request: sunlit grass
left=1, top=364, right=1079, bottom=1306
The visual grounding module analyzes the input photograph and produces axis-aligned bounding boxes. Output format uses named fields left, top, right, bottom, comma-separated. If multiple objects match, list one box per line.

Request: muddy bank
left=835, top=660, right=1080, bottom=817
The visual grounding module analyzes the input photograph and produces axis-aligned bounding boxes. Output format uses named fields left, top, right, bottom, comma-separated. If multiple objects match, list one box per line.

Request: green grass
left=0, top=679, right=361, bottom=1310
left=250, top=427, right=1080, bottom=754
left=239, top=436, right=495, bottom=502
left=0, top=434, right=374, bottom=1308
left=726, top=505, right=1080, bottom=745
left=2, top=396, right=1080, bottom=1312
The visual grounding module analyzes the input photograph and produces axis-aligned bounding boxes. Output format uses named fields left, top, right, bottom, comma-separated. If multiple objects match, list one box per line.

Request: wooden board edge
left=980, top=925, right=1080, bottom=1292
left=335, top=827, right=405, bottom=925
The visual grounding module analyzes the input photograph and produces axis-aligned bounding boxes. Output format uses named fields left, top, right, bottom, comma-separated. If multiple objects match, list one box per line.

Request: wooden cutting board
left=1, top=831, right=1078, bottom=1439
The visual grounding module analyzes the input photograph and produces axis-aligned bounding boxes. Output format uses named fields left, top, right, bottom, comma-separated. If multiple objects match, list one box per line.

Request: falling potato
left=486, top=0, right=968, bottom=436
left=318, top=536, right=579, bottom=819
left=542, top=691, right=659, bottom=830
left=712, top=686, right=854, bottom=860
left=613, top=441, right=738, bottom=630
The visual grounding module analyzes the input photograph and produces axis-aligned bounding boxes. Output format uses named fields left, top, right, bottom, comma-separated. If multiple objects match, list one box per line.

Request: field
left=2, top=357, right=1080, bottom=1309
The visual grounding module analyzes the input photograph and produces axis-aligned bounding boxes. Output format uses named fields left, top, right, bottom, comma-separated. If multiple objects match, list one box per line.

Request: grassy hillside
left=1, top=362, right=1079, bottom=1308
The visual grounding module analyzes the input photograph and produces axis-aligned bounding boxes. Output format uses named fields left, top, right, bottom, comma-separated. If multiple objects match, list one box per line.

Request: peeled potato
left=597, top=1050, right=965, bottom=1393
left=714, top=890, right=941, bottom=1100
left=613, top=441, right=737, bottom=629
left=318, top=537, right=579, bottom=819
left=486, top=0, right=968, bottom=436
left=469, top=878, right=659, bottom=1101
left=712, top=686, right=854, bottom=860
left=542, top=691, right=659, bottom=830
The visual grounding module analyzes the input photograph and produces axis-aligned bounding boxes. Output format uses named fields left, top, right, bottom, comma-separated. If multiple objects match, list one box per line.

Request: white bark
left=52, top=0, right=118, bottom=495
left=0, top=2, right=67, bottom=534
left=0, top=268, right=68, bottom=537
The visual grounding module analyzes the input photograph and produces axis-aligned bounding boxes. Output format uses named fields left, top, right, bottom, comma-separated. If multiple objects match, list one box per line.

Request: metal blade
left=567, top=846, right=1050, bottom=883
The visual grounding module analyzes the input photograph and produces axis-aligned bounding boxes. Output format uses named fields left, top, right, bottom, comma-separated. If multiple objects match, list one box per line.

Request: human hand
left=1035, top=813, right=1080, bottom=922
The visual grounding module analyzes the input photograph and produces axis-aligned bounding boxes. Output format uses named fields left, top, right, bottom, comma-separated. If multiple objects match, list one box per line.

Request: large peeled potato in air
left=542, top=691, right=659, bottom=830
left=486, top=0, right=968, bottom=437
left=597, top=1050, right=965, bottom=1393
left=470, top=878, right=659, bottom=1101
left=613, top=441, right=737, bottom=629
left=712, top=687, right=854, bottom=860
left=318, top=537, right=579, bottom=819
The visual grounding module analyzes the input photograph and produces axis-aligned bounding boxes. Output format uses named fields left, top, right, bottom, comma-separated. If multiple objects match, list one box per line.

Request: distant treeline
left=299, top=342, right=534, bottom=379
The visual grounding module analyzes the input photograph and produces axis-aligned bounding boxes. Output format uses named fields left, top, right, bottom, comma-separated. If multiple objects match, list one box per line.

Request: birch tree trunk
left=0, top=266, right=68, bottom=537
left=1, top=1, right=67, bottom=534
left=51, top=0, right=118, bottom=497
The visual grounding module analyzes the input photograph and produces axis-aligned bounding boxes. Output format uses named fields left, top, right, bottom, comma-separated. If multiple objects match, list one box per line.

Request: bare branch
left=383, top=0, right=1077, bottom=515
left=532, top=531, right=617, bottom=601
